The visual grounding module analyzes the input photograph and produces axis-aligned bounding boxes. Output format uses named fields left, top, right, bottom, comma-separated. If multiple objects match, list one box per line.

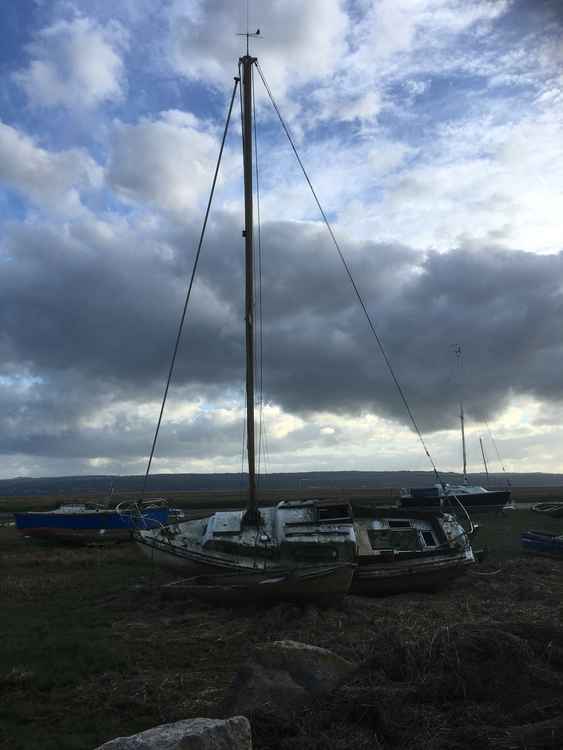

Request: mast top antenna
left=237, top=29, right=261, bottom=57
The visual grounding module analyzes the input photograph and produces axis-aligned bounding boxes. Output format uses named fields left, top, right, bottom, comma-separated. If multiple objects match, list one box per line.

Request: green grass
left=467, top=508, right=563, bottom=560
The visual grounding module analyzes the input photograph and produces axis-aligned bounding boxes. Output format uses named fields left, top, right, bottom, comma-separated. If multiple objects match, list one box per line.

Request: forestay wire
left=141, top=77, right=240, bottom=498
left=485, top=421, right=512, bottom=488
left=255, top=62, right=443, bottom=484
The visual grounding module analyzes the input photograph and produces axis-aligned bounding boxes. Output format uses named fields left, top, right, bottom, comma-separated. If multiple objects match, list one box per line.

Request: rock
left=258, top=640, right=357, bottom=691
left=94, top=716, right=251, bottom=750
left=220, top=640, right=357, bottom=717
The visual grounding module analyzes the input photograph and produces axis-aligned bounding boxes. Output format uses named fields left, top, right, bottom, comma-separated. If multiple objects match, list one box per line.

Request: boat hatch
left=388, top=520, right=412, bottom=529
left=421, top=530, right=437, bottom=546
left=317, top=503, right=352, bottom=521
left=206, top=512, right=243, bottom=536
left=368, top=528, right=419, bottom=551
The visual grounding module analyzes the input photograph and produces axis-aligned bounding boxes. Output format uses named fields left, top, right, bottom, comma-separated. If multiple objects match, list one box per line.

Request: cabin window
left=368, top=529, right=419, bottom=551
left=421, top=531, right=437, bottom=547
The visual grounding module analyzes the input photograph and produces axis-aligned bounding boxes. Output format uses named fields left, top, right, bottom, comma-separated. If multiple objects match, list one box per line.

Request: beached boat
left=160, top=563, right=356, bottom=606
left=14, top=499, right=169, bottom=544
left=133, top=39, right=475, bottom=599
left=137, top=499, right=356, bottom=574
left=521, top=530, right=563, bottom=558
left=352, top=508, right=474, bottom=595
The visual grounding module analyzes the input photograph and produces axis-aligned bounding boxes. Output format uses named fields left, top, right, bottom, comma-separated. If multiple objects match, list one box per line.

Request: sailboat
left=134, top=42, right=475, bottom=600
left=400, top=347, right=512, bottom=513
left=14, top=498, right=169, bottom=544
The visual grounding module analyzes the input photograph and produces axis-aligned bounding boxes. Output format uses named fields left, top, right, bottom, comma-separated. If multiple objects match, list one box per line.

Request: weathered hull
left=160, top=564, right=356, bottom=606
left=135, top=532, right=241, bottom=574
left=135, top=500, right=358, bottom=577
left=521, top=530, right=563, bottom=558
left=351, top=554, right=473, bottom=596
left=135, top=526, right=293, bottom=575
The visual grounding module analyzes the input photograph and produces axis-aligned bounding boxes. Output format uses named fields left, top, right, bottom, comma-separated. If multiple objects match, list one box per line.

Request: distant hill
left=0, top=470, right=562, bottom=496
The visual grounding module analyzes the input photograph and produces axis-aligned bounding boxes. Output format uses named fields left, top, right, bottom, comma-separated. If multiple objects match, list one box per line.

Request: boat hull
left=14, top=508, right=169, bottom=544
left=135, top=531, right=245, bottom=574
left=351, top=554, right=472, bottom=596
left=521, top=530, right=563, bottom=558
left=160, top=564, right=356, bottom=606
left=400, top=489, right=512, bottom=513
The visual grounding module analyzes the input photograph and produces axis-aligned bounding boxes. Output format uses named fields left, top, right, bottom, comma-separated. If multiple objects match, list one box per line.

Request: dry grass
left=2, top=509, right=563, bottom=749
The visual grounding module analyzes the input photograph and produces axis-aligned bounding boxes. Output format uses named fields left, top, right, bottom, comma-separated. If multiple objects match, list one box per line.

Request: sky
left=0, top=0, right=562, bottom=480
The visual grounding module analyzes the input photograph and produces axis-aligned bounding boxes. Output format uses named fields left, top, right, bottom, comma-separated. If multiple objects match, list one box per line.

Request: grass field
left=1, top=501, right=563, bottom=749
left=2, top=484, right=562, bottom=514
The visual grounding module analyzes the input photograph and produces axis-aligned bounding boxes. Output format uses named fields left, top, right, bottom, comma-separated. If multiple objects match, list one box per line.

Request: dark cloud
left=2, top=210, right=563, bottom=470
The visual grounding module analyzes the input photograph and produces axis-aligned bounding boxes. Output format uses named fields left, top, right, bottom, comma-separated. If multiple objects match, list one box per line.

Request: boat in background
left=521, top=530, right=563, bottom=558
left=400, top=347, right=512, bottom=514
left=400, top=483, right=512, bottom=513
left=14, top=499, right=169, bottom=544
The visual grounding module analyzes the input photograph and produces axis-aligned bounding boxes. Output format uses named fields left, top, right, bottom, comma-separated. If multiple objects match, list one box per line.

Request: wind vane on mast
left=237, top=28, right=261, bottom=56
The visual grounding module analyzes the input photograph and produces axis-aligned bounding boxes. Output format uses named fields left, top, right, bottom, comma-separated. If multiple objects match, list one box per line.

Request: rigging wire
left=140, top=76, right=240, bottom=498
left=485, top=421, right=512, bottom=488
left=255, top=62, right=443, bottom=485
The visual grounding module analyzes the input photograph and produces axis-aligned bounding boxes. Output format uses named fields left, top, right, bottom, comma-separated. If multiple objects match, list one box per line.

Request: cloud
left=14, top=16, right=128, bottom=110
left=1, top=0, right=563, bottom=477
left=0, top=120, right=102, bottom=213
left=168, top=0, right=348, bottom=98
left=107, top=110, right=238, bottom=216
left=2, top=209, right=563, bottom=470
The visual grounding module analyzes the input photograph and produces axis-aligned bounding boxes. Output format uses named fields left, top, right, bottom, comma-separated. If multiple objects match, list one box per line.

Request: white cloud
left=14, top=16, right=128, bottom=110
left=339, top=104, right=563, bottom=252
left=0, top=121, right=102, bottom=213
left=168, top=0, right=348, bottom=99
left=107, top=110, right=238, bottom=216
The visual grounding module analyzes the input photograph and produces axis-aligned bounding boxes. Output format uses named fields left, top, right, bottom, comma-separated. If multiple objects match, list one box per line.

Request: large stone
left=257, top=640, right=357, bottom=692
left=94, top=716, right=251, bottom=750
left=220, top=640, right=357, bottom=717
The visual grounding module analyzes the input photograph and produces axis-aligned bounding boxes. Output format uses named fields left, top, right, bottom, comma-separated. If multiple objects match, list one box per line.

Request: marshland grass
left=1, top=500, right=563, bottom=749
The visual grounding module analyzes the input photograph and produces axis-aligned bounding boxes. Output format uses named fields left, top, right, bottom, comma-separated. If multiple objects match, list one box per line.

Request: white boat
left=134, top=37, right=475, bottom=600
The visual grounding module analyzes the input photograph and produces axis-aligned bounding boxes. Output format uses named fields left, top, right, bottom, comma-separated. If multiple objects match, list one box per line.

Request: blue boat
left=14, top=500, right=169, bottom=543
left=520, top=530, right=563, bottom=558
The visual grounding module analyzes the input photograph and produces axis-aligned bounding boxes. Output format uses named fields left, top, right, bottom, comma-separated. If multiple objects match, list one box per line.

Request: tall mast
left=479, top=436, right=489, bottom=480
left=456, top=345, right=468, bottom=483
left=241, top=51, right=259, bottom=524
